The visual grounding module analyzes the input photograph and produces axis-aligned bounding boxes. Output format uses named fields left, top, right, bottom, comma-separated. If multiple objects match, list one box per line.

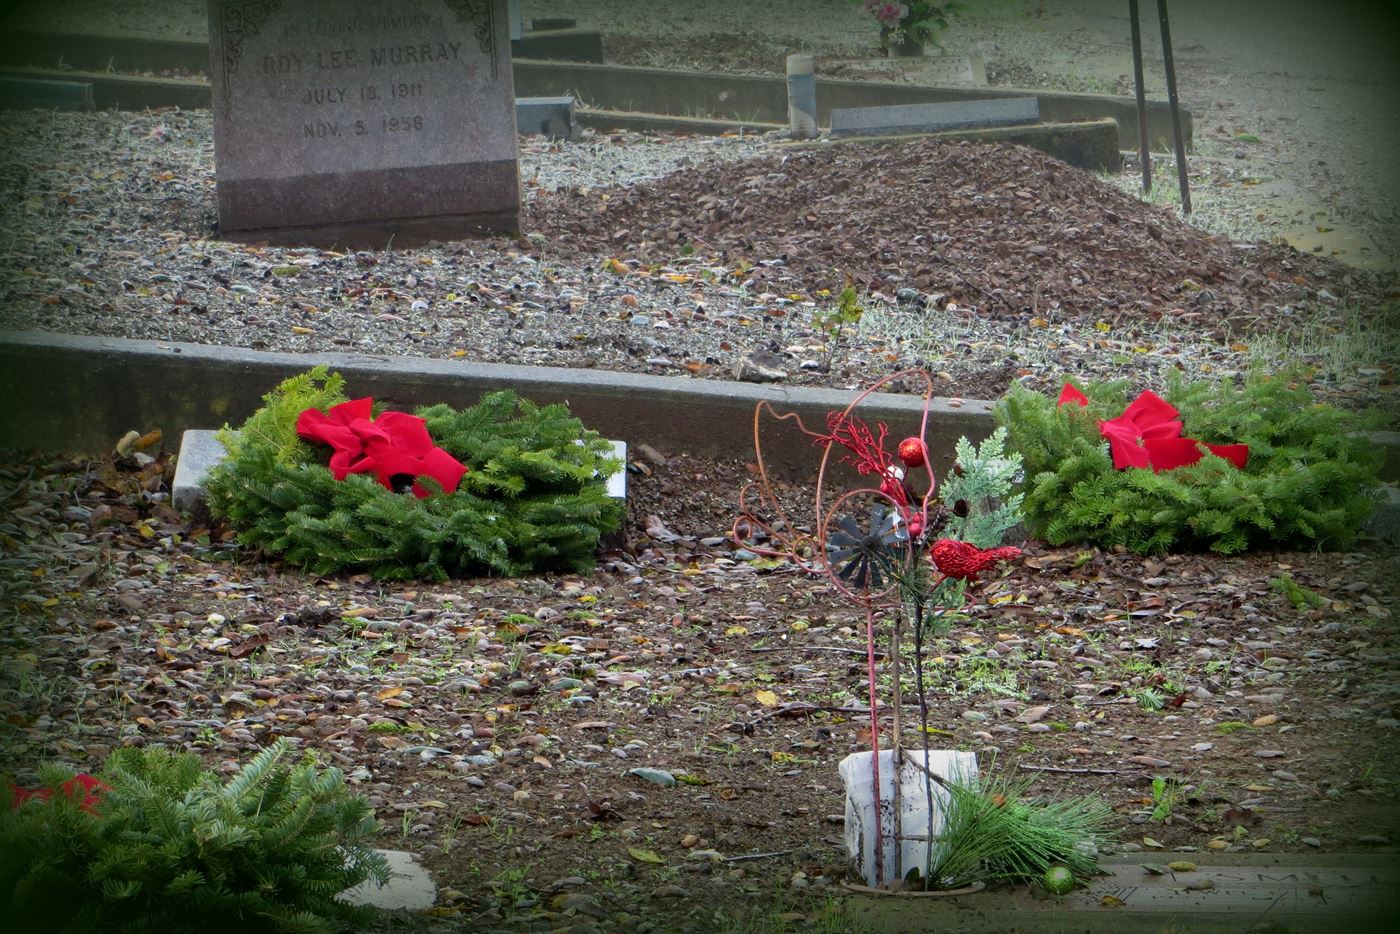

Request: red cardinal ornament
left=931, top=539, right=1021, bottom=581
left=898, top=437, right=927, bottom=468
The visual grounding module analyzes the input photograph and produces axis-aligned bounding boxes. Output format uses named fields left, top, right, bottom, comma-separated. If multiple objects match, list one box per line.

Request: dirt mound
left=529, top=139, right=1394, bottom=329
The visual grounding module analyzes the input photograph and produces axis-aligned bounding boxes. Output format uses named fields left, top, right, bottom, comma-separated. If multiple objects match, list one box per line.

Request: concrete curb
left=0, top=29, right=1190, bottom=151
left=0, top=331, right=993, bottom=480
left=513, top=60, right=1189, bottom=152
left=3, top=331, right=1396, bottom=487
left=0, top=26, right=604, bottom=72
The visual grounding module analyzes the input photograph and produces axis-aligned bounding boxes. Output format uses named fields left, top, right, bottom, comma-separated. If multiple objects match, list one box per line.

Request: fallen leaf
left=755, top=690, right=779, bottom=708
left=228, top=633, right=269, bottom=659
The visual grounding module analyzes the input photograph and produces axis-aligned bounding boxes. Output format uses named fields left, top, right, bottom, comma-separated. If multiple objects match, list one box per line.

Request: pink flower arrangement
left=860, top=0, right=961, bottom=48
left=865, top=1, right=910, bottom=28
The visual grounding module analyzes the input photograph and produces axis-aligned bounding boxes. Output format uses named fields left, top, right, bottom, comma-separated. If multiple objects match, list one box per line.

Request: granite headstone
left=207, top=0, right=519, bottom=247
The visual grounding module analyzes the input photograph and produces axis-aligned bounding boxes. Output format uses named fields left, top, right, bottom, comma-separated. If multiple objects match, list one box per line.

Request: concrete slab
left=830, top=96, right=1039, bottom=138
left=852, top=854, right=1400, bottom=934
left=171, top=429, right=626, bottom=521
left=0, top=76, right=94, bottom=111
left=170, top=429, right=227, bottom=521
left=516, top=95, right=578, bottom=139
left=337, top=848, right=435, bottom=911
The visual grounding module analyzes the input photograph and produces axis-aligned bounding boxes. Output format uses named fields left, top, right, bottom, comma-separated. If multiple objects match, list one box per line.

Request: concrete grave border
left=0, top=331, right=992, bottom=481
left=3, top=331, right=1396, bottom=492
left=0, top=28, right=1190, bottom=152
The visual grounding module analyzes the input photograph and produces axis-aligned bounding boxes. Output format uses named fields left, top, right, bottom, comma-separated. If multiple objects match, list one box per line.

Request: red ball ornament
left=898, top=437, right=926, bottom=468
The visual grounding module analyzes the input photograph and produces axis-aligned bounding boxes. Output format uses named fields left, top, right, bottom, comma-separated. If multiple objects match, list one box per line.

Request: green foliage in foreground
left=1, top=740, right=388, bottom=934
left=205, top=367, right=623, bottom=579
left=996, top=372, right=1381, bottom=553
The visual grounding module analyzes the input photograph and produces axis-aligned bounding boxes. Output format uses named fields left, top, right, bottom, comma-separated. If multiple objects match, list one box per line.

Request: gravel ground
left=1, top=6, right=1398, bottom=928
left=1, top=108, right=1395, bottom=412
left=1, top=1, right=1396, bottom=412
left=2, top=441, right=1397, bottom=931
left=5, top=0, right=1396, bottom=270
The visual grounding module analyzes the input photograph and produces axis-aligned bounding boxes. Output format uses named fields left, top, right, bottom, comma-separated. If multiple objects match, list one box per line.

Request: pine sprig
left=925, top=775, right=1113, bottom=888
left=939, top=427, right=1024, bottom=548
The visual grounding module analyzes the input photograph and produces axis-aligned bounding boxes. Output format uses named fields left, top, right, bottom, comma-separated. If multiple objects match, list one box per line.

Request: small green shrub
left=205, top=367, right=623, bottom=580
left=996, top=372, right=1381, bottom=553
left=1, top=739, right=389, bottom=933
left=1269, top=572, right=1327, bottom=610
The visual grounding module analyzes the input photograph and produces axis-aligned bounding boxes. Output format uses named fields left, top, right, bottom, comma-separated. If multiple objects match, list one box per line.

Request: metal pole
left=1129, top=0, right=1152, bottom=193
left=1156, top=0, right=1191, bottom=214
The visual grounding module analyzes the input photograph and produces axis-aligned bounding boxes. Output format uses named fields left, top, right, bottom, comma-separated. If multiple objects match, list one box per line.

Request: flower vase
left=880, top=25, right=925, bottom=58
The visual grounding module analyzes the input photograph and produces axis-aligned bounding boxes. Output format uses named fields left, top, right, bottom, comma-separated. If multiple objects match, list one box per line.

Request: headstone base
left=217, top=211, right=520, bottom=250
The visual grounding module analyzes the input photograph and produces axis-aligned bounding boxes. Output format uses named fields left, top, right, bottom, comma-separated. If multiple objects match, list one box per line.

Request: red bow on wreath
left=8, top=773, right=109, bottom=814
left=1057, top=383, right=1248, bottom=473
left=296, top=398, right=467, bottom=498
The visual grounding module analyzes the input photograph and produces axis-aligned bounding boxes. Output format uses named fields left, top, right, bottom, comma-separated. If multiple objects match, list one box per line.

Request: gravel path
left=1, top=108, right=1394, bottom=410
left=6, top=0, right=1396, bottom=268
left=0, top=2, right=1395, bottom=410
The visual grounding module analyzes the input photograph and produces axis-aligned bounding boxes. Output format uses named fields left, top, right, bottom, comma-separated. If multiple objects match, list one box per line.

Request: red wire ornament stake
left=735, top=369, right=1023, bottom=887
left=734, top=370, right=937, bottom=886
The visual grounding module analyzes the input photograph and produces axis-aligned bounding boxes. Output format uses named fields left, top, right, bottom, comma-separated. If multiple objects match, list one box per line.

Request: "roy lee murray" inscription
left=262, top=42, right=465, bottom=74
left=208, top=0, right=519, bottom=244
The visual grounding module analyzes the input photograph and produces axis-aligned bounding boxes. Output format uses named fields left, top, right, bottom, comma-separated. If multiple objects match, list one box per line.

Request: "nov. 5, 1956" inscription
left=304, top=115, right=426, bottom=138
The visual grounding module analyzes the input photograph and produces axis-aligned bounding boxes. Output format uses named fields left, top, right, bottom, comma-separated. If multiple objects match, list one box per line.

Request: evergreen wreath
left=204, top=367, right=623, bottom=580
left=996, top=372, right=1382, bottom=554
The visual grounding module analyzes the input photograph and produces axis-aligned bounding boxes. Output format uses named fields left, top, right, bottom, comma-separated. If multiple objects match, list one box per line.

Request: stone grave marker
left=207, top=0, right=519, bottom=247
left=830, top=96, right=1039, bottom=138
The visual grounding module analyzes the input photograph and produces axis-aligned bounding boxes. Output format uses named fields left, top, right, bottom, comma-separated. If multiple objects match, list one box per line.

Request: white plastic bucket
left=838, top=749, right=978, bottom=887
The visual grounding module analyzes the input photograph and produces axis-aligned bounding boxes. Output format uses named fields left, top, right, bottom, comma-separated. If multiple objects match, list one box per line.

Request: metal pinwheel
left=827, top=498, right=907, bottom=593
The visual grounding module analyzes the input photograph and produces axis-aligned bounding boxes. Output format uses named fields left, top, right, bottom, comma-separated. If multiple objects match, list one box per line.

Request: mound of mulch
left=529, top=139, right=1396, bottom=330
